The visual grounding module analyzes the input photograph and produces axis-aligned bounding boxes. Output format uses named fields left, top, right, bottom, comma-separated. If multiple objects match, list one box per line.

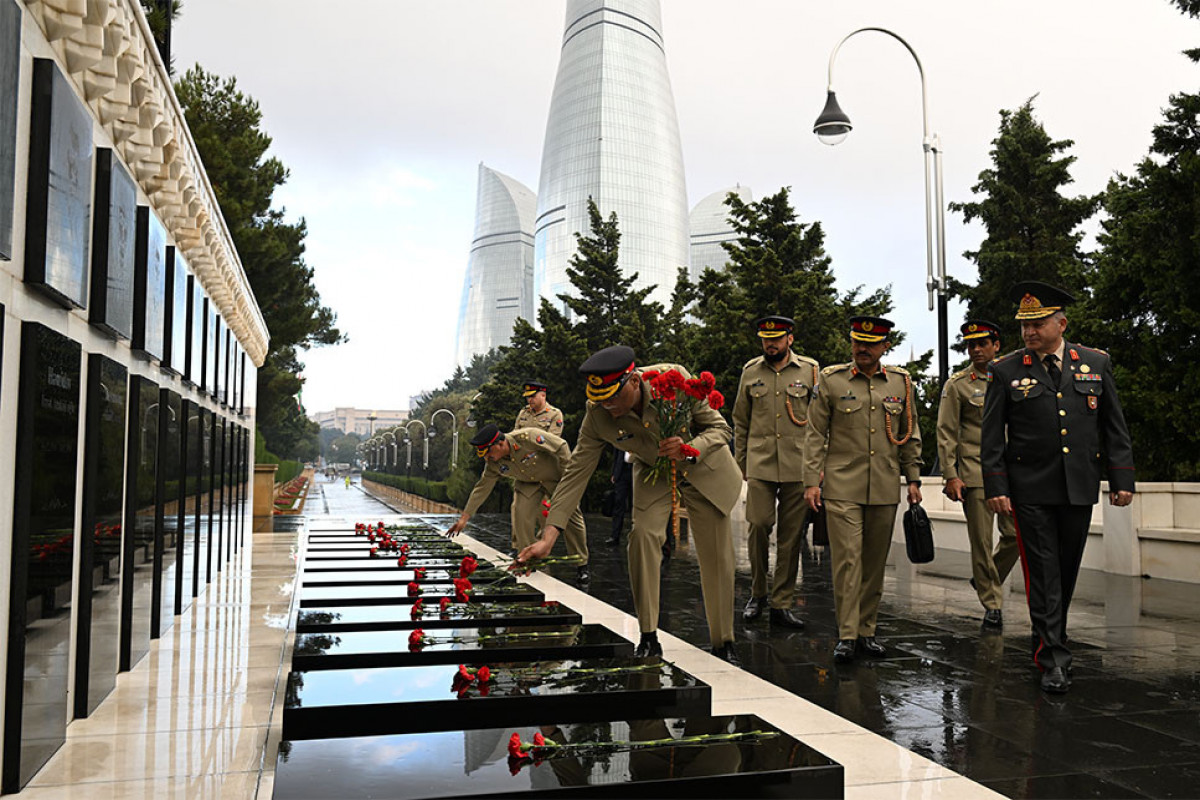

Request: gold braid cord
left=884, top=372, right=915, bottom=446
left=784, top=364, right=819, bottom=427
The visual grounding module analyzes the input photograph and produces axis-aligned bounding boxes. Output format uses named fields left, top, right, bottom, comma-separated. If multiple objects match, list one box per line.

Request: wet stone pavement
left=324, top=479, right=1200, bottom=799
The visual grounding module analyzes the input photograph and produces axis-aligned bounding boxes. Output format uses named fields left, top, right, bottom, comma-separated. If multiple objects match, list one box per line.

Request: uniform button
left=776, top=434, right=781, bottom=439
left=776, top=413, right=781, bottom=419
left=870, top=450, right=875, bottom=455
left=870, top=405, right=876, bottom=411
left=1062, top=446, right=1070, bottom=453
left=870, top=428, right=876, bottom=433
left=1060, top=428, right=1067, bottom=436
left=1059, top=410, right=1067, bottom=417
left=643, top=422, right=650, bottom=428
left=776, top=391, right=781, bottom=396
left=1056, top=392, right=1063, bottom=399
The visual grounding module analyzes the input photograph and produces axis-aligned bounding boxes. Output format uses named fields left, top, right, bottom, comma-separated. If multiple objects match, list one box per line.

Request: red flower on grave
left=407, top=581, right=422, bottom=596
left=453, top=578, right=473, bottom=604
left=533, top=732, right=546, bottom=747
left=410, top=598, right=424, bottom=618
left=477, top=665, right=491, bottom=683
left=507, top=732, right=524, bottom=759
left=369, top=546, right=379, bottom=557
left=396, top=555, right=408, bottom=568
left=368, top=533, right=376, bottom=543
left=439, top=596, right=452, bottom=613
left=400, top=543, right=411, bottom=555
left=413, top=567, right=426, bottom=579
left=459, top=556, right=478, bottom=578
left=408, top=629, right=426, bottom=650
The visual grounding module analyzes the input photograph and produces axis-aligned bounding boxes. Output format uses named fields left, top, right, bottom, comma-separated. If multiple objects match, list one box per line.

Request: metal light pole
left=430, top=408, right=459, bottom=469
left=405, top=419, right=428, bottom=471
left=381, top=431, right=395, bottom=472
left=813, top=27, right=950, bottom=386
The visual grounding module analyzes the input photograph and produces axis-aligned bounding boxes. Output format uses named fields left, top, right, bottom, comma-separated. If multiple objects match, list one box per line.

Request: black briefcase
left=903, top=503, right=935, bottom=563
left=810, top=505, right=829, bottom=547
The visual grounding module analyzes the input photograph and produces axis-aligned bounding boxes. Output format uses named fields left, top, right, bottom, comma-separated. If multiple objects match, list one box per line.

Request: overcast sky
left=173, top=1, right=1197, bottom=415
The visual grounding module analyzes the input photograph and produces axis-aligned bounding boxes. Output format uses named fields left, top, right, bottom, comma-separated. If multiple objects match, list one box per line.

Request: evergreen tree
left=1072, top=0, right=1200, bottom=479
left=175, top=66, right=343, bottom=460
left=948, top=98, right=1099, bottom=347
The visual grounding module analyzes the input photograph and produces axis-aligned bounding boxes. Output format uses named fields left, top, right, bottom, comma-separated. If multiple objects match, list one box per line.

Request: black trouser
left=612, top=475, right=632, bottom=539
left=1012, top=503, right=1093, bottom=671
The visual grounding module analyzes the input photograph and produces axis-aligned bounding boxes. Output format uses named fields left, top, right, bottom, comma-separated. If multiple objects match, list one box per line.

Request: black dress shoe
left=768, top=607, right=806, bottom=629
left=576, top=565, right=590, bottom=584
left=1041, top=666, right=1070, bottom=694
left=711, top=641, right=741, bottom=667
left=982, top=609, right=1003, bottom=628
left=833, top=639, right=856, bottom=663
left=742, top=595, right=767, bottom=622
left=634, top=632, right=662, bottom=658
left=856, top=636, right=886, bottom=657
left=969, top=577, right=978, bottom=592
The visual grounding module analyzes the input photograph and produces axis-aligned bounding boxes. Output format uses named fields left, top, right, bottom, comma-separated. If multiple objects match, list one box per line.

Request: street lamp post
left=430, top=408, right=459, bottom=469
left=382, top=431, right=395, bottom=472
left=813, top=27, right=950, bottom=386
left=405, top=420, right=428, bottom=472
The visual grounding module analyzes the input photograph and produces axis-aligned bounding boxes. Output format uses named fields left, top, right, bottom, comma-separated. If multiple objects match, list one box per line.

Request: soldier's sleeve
left=462, top=462, right=501, bottom=518
left=551, top=408, right=564, bottom=429
left=802, top=378, right=832, bottom=488
left=545, top=411, right=606, bottom=530
left=1098, top=355, right=1136, bottom=493
left=731, top=368, right=751, bottom=473
left=981, top=370, right=1010, bottom=498
left=899, top=380, right=923, bottom=483
left=935, top=378, right=961, bottom=481
left=689, top=394, right=733, bottom=462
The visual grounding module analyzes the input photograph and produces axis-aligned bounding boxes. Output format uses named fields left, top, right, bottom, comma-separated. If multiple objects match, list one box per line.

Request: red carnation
left=410, top=599, right=424, bottom=618
left=414, top=567, right=426, bottom=579
left=477, top=665, right=491, bottom=683
left=707, top=389, right=725, bottom=410
left=453, top=577, right=473, bottom=604
left=407, top=581, right=422, bottom=596
left=699, top=371, right=716, bottom=392
left=680, top=443, right=700, bottom=459
left=533, top=732, right=545, bottom=747
left=369, top=546, right=379, bottom=557
left=683, top=378, right=708, bottom=400
left=400, top=543, right=410, bottom=555
left=458, top=664, right=475, bottom=683
left=459, top=556, right=478, bottom=578
left=439, top=596, right=452, bottom=613
left=368, top=533, right=376, bottom=543
left=507, top=732, right=524, bottom=759
left=408, top=629, right=425, bottom=650
left=396, top=555, right=407, bottom=568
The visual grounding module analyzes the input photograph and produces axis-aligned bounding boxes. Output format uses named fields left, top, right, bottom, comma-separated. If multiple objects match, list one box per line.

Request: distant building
left=534, top=0, right=689, bottom=312
left=454, top=164, right=537, bottom=366
left=689, top=185, right=753, bottom=283
left=312, top=408, right=409, bottom=437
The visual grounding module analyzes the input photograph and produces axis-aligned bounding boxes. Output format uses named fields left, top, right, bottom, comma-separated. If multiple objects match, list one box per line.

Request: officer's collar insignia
left=1022, top=353, right=1033, bottom=366
left=1069, top=348, right=1080, bottom=361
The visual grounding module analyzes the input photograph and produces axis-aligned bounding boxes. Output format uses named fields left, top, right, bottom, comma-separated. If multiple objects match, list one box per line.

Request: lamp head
left=814, top=90, right=852, bottom=145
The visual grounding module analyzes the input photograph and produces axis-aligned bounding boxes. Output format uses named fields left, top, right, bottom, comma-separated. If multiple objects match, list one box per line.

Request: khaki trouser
left=629, top=483, right=735, bottom=646
left=824, top=499, right=898, bottom=640
left=512, top=484, right=588, bottom=563
left=963, top=487, right=1019, bottom=610
left=745, top=479, right=809, bottom=608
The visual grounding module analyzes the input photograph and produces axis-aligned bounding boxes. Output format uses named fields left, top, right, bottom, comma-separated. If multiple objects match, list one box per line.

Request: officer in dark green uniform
left=982, top=282, right=1134, bottom=694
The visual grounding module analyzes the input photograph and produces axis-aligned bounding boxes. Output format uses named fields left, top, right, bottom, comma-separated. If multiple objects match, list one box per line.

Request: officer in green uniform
left=516, top=346, right=741, bottom=663
left=937, top=319, right=1018, bottom=628
left=447, top=423, right=589, bottom=582
left=803, top=316, right=923, bottom=663
left=732, top=315, right=817, bottom=628
left=515, top=380, right=564, bottom=433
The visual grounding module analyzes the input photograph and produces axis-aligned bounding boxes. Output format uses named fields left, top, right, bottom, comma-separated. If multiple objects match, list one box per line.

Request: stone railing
left=362, top=478, right=458, bottom=515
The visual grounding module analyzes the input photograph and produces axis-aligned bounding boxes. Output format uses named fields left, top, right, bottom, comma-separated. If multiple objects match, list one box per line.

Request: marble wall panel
left=88, top=150, right=136, bottom=339
left=161, top=248, right=187, bottom=374
left=175, top=399, right=196, bottom=612
left=132, top=207, right=166, bottom=362
left=152, top=389, right=181, bottom=636
left=120, top=375, right=157, bottom=670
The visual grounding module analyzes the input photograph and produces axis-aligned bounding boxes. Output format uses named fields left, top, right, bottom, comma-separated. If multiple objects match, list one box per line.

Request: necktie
left=1045, top=354, right=1061, bottom=384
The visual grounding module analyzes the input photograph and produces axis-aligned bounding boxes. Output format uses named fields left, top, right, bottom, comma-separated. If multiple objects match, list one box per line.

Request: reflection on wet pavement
left=458, top=506, right=1200, bottom=800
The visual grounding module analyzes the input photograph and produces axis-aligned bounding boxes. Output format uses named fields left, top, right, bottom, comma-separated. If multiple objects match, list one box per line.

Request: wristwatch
left=907, top=479, right=922, bottom=487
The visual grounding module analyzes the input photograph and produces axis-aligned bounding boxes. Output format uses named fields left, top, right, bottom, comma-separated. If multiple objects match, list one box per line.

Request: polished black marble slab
left=301, top=569, right=512, bottom=587
left=302, top=558, right=494, bottom=572
left=299, top=583, right=543, bottom=608
left=296, top=602, right=582, bottom=634
left=0, top=0, right=18, bottom=259
left=284, top=657, right=711, bottom=740
left=292, top=625, right=632, bottom=671
left=273, top=713, right=842, bottom=799
left=305, top=543, right=470, bottom=555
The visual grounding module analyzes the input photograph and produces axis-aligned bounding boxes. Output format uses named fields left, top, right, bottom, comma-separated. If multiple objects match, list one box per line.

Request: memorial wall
left=0, top=0, right=268, bottom=791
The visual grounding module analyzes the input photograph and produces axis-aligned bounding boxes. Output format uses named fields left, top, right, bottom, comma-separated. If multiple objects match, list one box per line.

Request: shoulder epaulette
left=796, top=354, right=820, bottom=367
left=991, top=349, right=1023, bottom=365
left=950, top=367, right=971, bottom=381
left=822, top=363, right=852, bottom=375
left=884, top=364, right=910, bottom=376
left=1075, top=344, right=1109, bottom=357
left=742, top=355, right=765, bottom=369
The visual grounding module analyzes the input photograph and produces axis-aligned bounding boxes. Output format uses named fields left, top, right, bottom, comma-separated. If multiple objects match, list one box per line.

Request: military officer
left=982, top=282, right=1134, bottom=694
left=516, top=346, right=742, bottom=664
left=514, top=380, right=564, bottom=433
left=447, top=423, right=590, bottom=582
left=732, top=315, right=818, bottom=629
left=937, top=320, right=1019, bottom=628
left=803, top=316, right=923, bottom=663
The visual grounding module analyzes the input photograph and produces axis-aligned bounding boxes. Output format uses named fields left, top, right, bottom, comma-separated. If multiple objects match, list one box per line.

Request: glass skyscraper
left=689, top=185, right=753, bottom=283
left=454, top=164, right=537, bottom=366
left=533, top=0, right=690, bottom=312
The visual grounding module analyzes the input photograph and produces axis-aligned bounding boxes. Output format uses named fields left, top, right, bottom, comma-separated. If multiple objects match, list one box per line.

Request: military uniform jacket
left=462, top=428, right=573, bottom=517
left=803, top=363, right=922, bottom=505
left=514, top=403, right=564, bottom=433
left=982, top=342, right=1135, bottom=505
left=546, top=364, right=741, bottom=530
left=936, top=366, right=990, bottom=488
left=732, top=351, right=820, bottom=483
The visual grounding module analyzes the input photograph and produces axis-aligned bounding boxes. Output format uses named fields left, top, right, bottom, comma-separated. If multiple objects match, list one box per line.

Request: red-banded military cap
left=468, top=423, right=502, bottom=457
left=756, top=315, right=795, bottom=339
left=1012, top=281, right=1075, bottom=320
left=960, top=319, right=1001, bottom=341
left=848, top=315, right=894, bottom=343
left=579, top=345, right=636, bottom=402
left=521, top=380, right=548, bottom=398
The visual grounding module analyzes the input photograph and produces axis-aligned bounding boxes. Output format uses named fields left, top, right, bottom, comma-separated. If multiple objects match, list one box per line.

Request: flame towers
left=533, top=0, right=690, bottom=312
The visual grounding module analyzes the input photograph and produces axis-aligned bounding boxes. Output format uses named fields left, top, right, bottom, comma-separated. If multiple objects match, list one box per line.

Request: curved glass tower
left=689, top=185, right=753, bottom=282
left=534, top=0, right=689, bottom=311
left=455, top=164, right=537, bottom=367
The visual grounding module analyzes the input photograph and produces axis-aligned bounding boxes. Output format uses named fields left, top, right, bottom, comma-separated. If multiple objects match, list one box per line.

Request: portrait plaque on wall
left=88, top=150, right=136, bottom=339
left=23, top=59, right=93, bottom=308
left=4, top=323, right=81, bottom=793
left=120, top=375, right=158, bottom=671
left=76, top=354, right=127, bottom=718
left=162, top=249, right=187, bottom=374
left=132, top=207, right=166, bottom=361
left=0, top=0, right=22, bottom=260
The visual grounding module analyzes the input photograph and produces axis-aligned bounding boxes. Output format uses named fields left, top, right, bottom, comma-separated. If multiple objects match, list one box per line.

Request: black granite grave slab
left=302, top=558, right=492, bottom=572
left=299, top=583, right=542, bottom=608
left=272, top=713, right=842, bottom=799
left=292, top=625, right=632, bottom=671
left=301, top=569, right=512, bottom=587
left=88, top=150, right=136, bottom=339
left=306, top=542, right=470, bottom=555
left=283, top=658, right=711, bottom=740
left=0, top=0, right=18, bottom=260
left=296, top=602, right=582, bottom=634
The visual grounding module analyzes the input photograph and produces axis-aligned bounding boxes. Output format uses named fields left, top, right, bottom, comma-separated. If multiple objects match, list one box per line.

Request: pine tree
left=948, top=98, right=1098, bottom=348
